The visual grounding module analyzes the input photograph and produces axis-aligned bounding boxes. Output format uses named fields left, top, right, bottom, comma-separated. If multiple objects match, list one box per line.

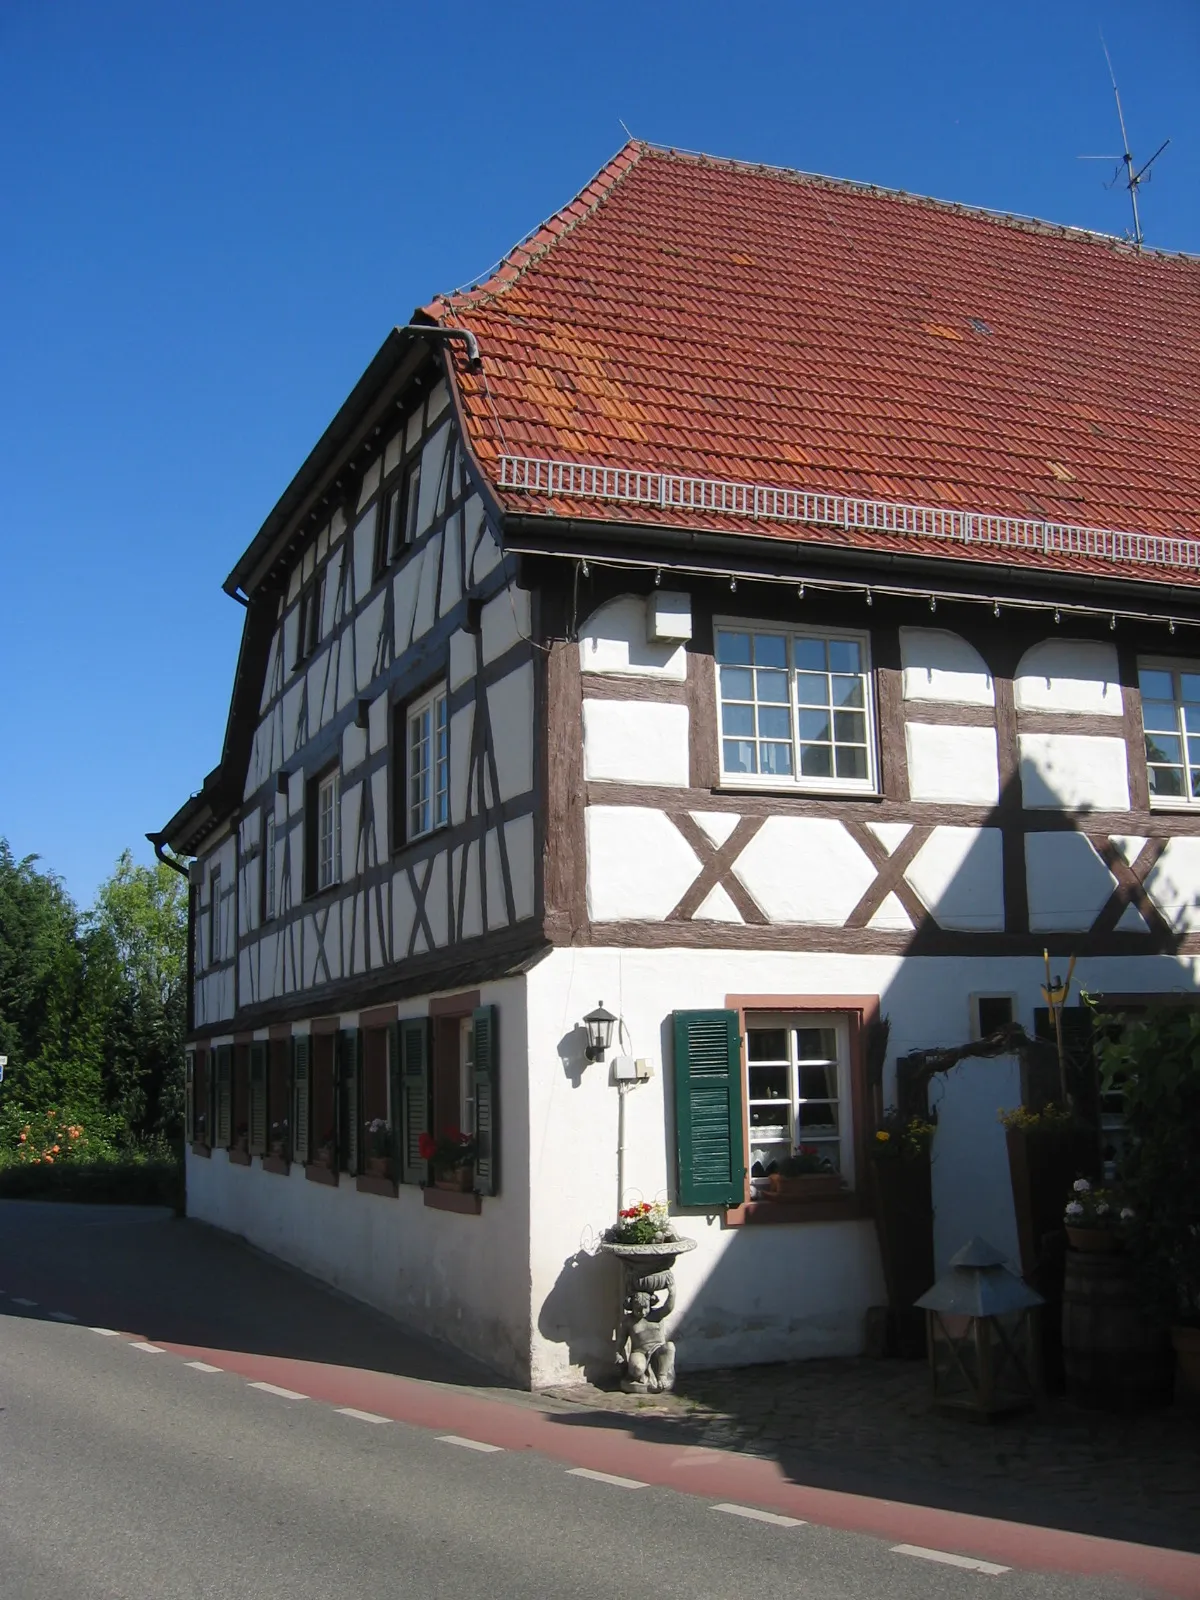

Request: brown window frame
left=723, top=992, right=878, bottom=1226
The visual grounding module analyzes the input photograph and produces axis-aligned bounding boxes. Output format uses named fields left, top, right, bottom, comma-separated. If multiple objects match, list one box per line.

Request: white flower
left=1065, top=1201, right=1084, bottom=1217
left=1096, top=1203, right=1109, bottom=1216
left=1073, top=1178, right=1091, bottom=1193
left=1121, top=1206, right=1135, bottom=1220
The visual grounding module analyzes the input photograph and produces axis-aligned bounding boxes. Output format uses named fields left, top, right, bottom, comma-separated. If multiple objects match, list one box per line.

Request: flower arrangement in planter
left=233, top=1122, right=249, bottom=1156
left=365, top=1118, right=392, bottom=1177
left=268, top=1119, right=288, bottom=1159
left=418, top=1128, right=476, bottom=1191
left=765, top=1145, right=845, bottom=1200
left=871, top=1110, right=936, bottom=1162
left=1063, top=1177, right=1132, bottom=1253
left=606, top=1200, right=673, bottom=1246
left=315, top=1131, right=336, bottom=1169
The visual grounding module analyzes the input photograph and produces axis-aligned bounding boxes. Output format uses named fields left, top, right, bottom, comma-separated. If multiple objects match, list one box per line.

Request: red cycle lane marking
left=155, top=1338, right=1199, bottom=1598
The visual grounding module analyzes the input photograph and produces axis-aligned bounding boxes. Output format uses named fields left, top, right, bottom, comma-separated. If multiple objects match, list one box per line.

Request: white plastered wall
left=185, top=975, right=534, bottom=1384
left=523, top=944, right=1200, bottom=1387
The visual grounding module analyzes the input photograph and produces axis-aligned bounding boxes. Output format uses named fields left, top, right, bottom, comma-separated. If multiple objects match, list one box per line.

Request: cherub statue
left=619, top=1274, right=677, bottom=1393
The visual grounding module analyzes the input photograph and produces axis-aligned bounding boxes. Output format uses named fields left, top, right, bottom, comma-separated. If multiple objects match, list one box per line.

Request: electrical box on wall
left=611, top=1055, right=638, bottom=1082
left=646, top=591, right=692, bottom=643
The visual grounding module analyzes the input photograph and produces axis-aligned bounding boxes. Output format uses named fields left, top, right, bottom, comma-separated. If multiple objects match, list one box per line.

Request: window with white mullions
left=745, top=1016, right=852, bottom=1182
left=716, top=626, right=875, bottom=791
left=317, top=771, right=340, bottom=890
left=1139, top=660, right=1200, bottom=804
left=408, top=686, right=448, bottom=840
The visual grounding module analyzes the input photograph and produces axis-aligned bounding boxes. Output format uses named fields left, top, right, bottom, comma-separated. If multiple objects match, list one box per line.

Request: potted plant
left=1063, top=1177, right=1131, bottom=1253
left=1097, top=1007, right=1200, bottom=1398
left=315, top=1131, right=336, bottom=1169
left=365, top=1118, right=392, bottom=1178
left=607, top=1201, right=674, bottom=1246
left=269, top=1119, right=288, bottom=1160
left=1000, top=1103, right=1096, bottom=1277
left=418, top=1128, right=476, bottom=1191
left=765, top=1145, right=845, bottom=1200
left=233, top=1122, right=249, bottom=1157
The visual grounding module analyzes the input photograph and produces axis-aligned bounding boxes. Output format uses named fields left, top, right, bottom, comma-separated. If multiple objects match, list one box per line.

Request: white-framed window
left=296, top=571, right=324, bottom=666
left=408, top=685, right=449, bottom=839
left=1139, top=659, right=1200, bottom=805
left=317, top=770, right=340, bottom=891
left=262, top=812, right=276, bottom=923
left=715, top=624, right=876, bottom=791
left=459, top=1016, right=476, bottom=1137
left=194, top=903, right=206, bottom=973
left=745, top=1014, right=854, bottom=1183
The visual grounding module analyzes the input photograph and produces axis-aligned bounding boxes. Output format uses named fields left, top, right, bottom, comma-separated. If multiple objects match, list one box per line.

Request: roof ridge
left=424, top=140, right=647, bottom=320
left=637, top=141, right=1199, bottom=263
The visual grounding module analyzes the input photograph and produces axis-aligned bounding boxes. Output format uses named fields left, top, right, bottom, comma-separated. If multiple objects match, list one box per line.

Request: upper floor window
left=317, top=770, right=341, bottom=891
left=716, top=625, right=876, bottom=792
left=408, top=684, right=448, bottom=840
left=262, top=812, right=276, bottom=923
left=373, top=462, right=422, bottom=579
left=296, top=571, right=324, bottom=667
left=1139, top=660, right=1200, bottom=805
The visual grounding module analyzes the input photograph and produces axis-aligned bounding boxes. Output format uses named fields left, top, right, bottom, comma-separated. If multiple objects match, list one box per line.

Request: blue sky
left=2, top=0, right=1197, bottom=907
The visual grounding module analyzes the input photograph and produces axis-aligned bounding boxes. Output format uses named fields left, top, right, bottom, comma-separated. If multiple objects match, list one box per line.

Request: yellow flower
left=875, top=1131, right=891, bottom=1142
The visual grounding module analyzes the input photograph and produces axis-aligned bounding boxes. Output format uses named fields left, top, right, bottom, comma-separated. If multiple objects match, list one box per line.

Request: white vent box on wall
left=646, top=591, right=692, bottom=643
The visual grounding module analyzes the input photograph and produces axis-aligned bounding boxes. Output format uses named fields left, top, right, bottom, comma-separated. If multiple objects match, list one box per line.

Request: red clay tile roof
left=427, top=142, right=1200, bottom=586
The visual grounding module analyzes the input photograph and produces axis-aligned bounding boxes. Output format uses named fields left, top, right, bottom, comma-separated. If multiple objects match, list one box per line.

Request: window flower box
left=765, top=1172, right=845, bottom=1201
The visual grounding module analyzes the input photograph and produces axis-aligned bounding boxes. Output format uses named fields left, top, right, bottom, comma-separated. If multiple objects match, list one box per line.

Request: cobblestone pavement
left=537, top=1358, right=1200, bottom=1552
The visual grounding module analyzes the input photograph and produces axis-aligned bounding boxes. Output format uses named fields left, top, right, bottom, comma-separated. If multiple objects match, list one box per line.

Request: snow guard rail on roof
left=498, top=454, right=1200, bottom=576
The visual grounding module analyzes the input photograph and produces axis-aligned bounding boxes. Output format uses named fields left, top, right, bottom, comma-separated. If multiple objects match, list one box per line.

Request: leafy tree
left=86, top=851, right=188, bottom=1141
left=0, top=840, right=188, bottom=1157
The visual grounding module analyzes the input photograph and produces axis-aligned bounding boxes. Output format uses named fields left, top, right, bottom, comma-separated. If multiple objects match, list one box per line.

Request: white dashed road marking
left=90, top=1327, right=121, bottom=1336
left=337, top=1408, right=389, bottom=1425
left=12, top=1298, right=37, bottom=1307
left=711, top=1503, right=806, bottom=1527
left=248, top=1381, right=307, bottom=1400
left=185, top=1361, right=224, bottom=1373
left=436, top=1434, right=503, bottom=1452
left=130, top=1342, right=165, bottom=1353
left=49, top=1311, right=78, bottom=1323
left=892, top=1545, right=1010, bottom=1576
left=567, top=1467, right=647, bottom=1489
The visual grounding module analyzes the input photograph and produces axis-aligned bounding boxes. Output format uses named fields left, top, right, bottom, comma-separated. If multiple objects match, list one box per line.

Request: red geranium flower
left=417, top=1132, right=437, bottom=1160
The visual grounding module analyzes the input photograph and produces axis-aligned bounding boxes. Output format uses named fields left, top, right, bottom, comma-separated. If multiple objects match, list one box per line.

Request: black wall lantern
left=583, top=1002, right=618, bottom=1062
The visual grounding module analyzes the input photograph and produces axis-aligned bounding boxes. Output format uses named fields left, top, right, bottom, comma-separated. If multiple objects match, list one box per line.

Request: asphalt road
left=0, top=1205, right=1187, bottom=1599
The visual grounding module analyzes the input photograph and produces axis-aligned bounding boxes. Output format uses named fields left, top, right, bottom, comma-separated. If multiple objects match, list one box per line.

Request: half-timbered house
left=155, top=142, right=1200, bottom=1386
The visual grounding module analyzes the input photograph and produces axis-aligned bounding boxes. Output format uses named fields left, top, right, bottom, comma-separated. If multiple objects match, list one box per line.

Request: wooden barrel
left=1062, top=1250, right=1174, bottom=1409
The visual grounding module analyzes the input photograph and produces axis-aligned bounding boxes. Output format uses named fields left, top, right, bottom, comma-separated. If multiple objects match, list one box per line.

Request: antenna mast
left=1094, top=34, right=1169, bottom=248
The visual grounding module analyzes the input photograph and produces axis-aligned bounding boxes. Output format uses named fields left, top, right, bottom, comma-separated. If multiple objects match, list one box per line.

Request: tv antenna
left=1078, top=34, right=1168, bottom=248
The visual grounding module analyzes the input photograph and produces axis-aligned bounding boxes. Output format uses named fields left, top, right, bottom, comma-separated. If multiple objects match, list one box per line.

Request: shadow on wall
left=536, top=1249, right=621, bottom=1383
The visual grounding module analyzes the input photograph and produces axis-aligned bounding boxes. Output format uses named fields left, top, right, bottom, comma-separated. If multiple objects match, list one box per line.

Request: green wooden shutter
left=473, top=1004, right=498, bottom=1197
left=292, top=1035, right=311, bottom=1166
left=673, top=1010, right=745, bottom=1207
left=215, top=1045, right=233, bottom=1148
left=338, top=1029, right=362, bottom=1176
left=249, top=1043, right=268, bottom=1154
left=185, top=1053, right=195, bottom=1144
left=399, top=1017, right=430, bottom=1186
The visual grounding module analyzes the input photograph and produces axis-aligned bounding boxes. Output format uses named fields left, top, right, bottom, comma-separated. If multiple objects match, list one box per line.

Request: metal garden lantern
left=915, top=1236, right=1044, bottom=1420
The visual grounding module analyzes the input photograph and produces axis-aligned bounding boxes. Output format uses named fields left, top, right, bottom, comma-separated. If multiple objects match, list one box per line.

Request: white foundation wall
left=186, top=975, right=534, bottom=1385
left=522, top=943, right=1200, bottom=1387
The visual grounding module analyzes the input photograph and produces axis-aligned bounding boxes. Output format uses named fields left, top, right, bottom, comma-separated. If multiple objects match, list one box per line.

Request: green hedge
left=0, top=1158, right=183, bottom=1209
